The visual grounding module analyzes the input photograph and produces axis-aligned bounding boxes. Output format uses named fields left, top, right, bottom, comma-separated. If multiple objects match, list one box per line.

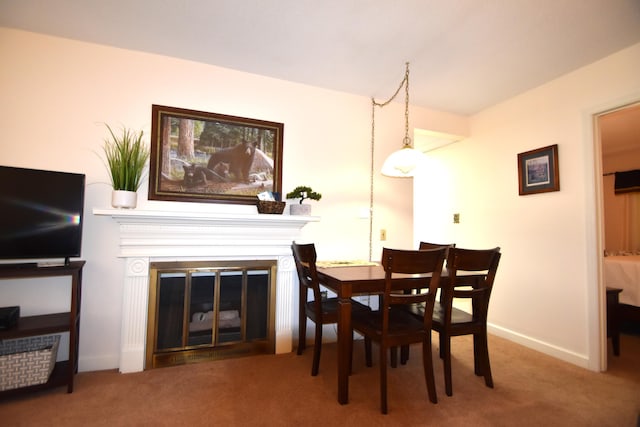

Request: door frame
left=591, top=98, right=640, bottom=371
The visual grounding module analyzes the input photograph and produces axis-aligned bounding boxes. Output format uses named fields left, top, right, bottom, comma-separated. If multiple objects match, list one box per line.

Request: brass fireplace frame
left=145, top=260, right=277, bottom=369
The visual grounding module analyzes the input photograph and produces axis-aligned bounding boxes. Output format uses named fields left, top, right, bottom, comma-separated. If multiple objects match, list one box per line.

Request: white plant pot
left=111, top=190, right=138, bottom=209
left=290, top=203, right=311, bottom=216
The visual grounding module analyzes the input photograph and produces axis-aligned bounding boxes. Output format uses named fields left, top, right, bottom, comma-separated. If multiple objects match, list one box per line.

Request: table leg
left=337, top=297, right=352, bottom=404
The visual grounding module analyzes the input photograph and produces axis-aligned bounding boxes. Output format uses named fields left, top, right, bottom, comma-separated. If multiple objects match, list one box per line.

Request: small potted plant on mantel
left=103, top=124, right=150, bottom=209
left=286, top=185, right=322, bottom=215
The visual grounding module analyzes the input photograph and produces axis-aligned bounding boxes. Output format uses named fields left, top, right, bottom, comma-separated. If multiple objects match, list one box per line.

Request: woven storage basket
left=0, top=334, right=60, bottom=391
left=257, top=200, right=286, bottom=214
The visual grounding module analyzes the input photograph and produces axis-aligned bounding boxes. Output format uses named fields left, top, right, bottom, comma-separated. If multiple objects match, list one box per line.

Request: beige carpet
left=1, top=332, right=639, bottom=426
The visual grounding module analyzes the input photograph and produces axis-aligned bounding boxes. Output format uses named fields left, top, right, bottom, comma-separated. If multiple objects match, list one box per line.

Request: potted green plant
left=286, top=185, right=322, bottom=215
left=103, top=124, right=150, bottom=209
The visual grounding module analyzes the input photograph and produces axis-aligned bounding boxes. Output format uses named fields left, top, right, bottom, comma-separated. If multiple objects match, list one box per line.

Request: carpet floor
left=1, top=332, right=639, bottom=426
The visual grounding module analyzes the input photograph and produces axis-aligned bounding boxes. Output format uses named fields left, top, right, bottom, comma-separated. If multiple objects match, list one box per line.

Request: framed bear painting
left=148, top=104, right=283, bottom=205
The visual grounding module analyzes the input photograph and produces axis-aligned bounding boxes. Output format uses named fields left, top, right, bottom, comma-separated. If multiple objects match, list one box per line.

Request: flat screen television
left=0, top=166, right=85, bottom=266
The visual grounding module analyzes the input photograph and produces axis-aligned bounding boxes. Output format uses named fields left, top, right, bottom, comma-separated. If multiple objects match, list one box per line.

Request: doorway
left=596, top=101, right=640, bottom=370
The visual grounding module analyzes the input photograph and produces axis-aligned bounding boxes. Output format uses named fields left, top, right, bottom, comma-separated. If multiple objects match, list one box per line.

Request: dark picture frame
left=149, top=105, right=283, bottom=205
left=517, top=144, right=559, bottom=196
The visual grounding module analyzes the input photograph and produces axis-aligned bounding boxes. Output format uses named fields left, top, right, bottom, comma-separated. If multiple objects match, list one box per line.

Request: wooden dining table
left=316, top=263, right=440, bottom=405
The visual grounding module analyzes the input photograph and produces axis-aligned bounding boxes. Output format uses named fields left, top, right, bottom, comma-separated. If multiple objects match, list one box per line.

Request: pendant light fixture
left=373, top=62, right=424, bottom=177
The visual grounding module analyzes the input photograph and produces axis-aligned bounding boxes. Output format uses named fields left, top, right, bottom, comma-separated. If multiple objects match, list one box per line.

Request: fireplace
left=93, top=208, right=318, bottom=373
left=147, top=260, right=276, bottom=368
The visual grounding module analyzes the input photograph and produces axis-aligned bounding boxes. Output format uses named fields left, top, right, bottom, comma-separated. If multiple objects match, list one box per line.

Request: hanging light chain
left=404, top=62, right=410, bottom=147
left=369, top=62, right=411, bottom=260
left=371, top=62, right=411, bottom=148
left=369, top=100, right=375, bottom=261
left=372, top=62, right=410, bottom=109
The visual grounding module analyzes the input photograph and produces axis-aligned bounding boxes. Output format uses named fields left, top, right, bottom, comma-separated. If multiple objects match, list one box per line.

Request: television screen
left=0, top=166, right=85, bottom=263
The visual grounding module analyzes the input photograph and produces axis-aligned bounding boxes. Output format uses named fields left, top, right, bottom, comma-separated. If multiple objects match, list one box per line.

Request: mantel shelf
left=93, top=208, right=319, bottom=228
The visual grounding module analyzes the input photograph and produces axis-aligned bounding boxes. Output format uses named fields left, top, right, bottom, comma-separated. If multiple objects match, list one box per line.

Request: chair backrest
left=380, top=247, right=447, bottom=331
left=443, top=247, right=501, bottom=324
left=419, top=241, right=455, bottom=262
left=291, top=242, right=323, bottom=305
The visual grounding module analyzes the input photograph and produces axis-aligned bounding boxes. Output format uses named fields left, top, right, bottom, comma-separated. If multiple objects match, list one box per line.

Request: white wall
left=415, top=42, right=640, bottom=370
left=0, top=28, right=467, bottom=371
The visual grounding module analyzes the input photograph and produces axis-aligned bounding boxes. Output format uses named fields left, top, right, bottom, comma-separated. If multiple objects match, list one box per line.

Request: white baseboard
left=488, top=323, right=592, bottom=370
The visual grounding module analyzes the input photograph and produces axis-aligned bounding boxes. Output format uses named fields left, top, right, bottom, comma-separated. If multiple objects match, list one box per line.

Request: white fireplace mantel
left=93, top=208, right=318, bottom=373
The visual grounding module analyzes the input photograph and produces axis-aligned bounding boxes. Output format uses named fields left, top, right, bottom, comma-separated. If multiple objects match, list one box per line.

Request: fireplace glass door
left=147, top=261, right=276, bottom=369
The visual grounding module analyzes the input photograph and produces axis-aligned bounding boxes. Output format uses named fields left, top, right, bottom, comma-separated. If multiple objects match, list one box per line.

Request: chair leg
left=311, top=322, right=322, bottom=376
left=476, top=332, right=493, bottom=388
left=379, top=344, right=388, bottom=414
left=364, top=336, right=373, bottom=367
left=442, top=334, right=453, bottom=396
left=472, top=333, right=481, bottom=376
left=422, top=337, right=438, bottom=404
left=400, top=344, right=410, bottom=364
left=297, top=314, right=306, bottom=355
left=348, top=331, right=354, bottom=375
left=390, top=346, right=398, bottom=368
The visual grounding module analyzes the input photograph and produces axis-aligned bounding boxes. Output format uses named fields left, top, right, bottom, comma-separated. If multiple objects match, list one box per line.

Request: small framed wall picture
left=517, top=144, right=559, bottom=195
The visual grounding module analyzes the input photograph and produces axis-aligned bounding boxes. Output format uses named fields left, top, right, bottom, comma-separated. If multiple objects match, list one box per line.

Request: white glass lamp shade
left=381, top=146, right=425, bottom=177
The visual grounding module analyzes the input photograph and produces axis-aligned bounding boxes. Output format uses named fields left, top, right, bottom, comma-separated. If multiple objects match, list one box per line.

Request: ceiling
left=1, top=0, right=640, bottom=116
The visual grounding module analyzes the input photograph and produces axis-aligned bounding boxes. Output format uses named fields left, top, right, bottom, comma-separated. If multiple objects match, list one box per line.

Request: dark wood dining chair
left=395, top=241, right=456, bottom=366
left=291, top=241, right=370, bottom=376
left=429, top=246, right=501, bottom=396
left=351, top=247, right=447, bottom=414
